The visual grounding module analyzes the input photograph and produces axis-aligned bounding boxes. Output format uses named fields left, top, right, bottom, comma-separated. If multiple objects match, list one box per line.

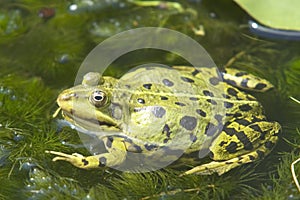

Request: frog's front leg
left=46, top=137, right=127, bottom=169
left=183, top=120, right=281, bottom=175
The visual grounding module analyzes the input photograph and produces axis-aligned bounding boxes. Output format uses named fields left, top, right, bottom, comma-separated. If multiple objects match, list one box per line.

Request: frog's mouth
left=53, top=107, right=118, bottom=132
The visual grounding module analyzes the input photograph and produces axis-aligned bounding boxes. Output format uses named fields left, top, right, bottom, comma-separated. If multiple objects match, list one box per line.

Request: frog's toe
left=46, top=150, right=87, bottom=168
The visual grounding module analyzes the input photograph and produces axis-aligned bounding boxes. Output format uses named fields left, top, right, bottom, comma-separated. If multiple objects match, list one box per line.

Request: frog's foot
left=182, top=121, right=280, bottom=176
left=46, top=149, right=126, bottom=169
left=182, top=150, right=259, bottom=176
left=46, top=151, right=95, bottom=169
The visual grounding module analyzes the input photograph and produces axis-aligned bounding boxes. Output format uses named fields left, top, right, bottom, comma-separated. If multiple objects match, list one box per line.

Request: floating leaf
left=234, top=0, right=300, bottom=31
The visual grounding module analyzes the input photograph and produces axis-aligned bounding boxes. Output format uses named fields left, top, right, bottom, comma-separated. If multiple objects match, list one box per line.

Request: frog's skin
left=47, top=66, right=281, bottom=175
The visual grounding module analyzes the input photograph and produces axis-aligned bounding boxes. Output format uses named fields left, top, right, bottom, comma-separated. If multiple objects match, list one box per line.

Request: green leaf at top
left=234, top=0, right=300, bottom=31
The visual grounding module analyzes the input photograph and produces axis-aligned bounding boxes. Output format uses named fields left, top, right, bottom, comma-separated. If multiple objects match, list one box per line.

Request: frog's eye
left=89, top=90, right=107, bottom=107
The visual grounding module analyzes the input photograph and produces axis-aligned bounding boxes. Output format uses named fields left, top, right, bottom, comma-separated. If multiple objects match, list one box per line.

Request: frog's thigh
left=184, top=120, right=280, bottom=175
left=222, top=68, right=274, bottom=92
left=46, top=137, right=127, bottom=169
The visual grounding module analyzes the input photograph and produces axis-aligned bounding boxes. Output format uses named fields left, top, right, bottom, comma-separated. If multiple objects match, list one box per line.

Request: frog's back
left=109, top=66, right=262, bottom=151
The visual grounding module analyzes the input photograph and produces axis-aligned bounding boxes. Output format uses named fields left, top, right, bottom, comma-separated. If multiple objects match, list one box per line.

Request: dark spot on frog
left=209, top=77, right=220, bottom=85
left=223, top=127, right=239, bottom=136
left=214, top=114, right=223, bottom=123
left=125, top=84, right=131, bottom=89
left=137, top=98, right=145, bottom=104
left=233, top=113, right=243, bottom=118
left=252, top=116, right=265, bottom=123
left=207, top=99, right=217, bottom=105
left=163, top=138, right=169, bottom=143
left=181, top=76, right=195, bottom=83
left=225, top=141, right=238, bottom=153
left=143, top=83, right=152, bottom=89
left=235, top=131, right=253, bottom=150
left=152, top=106, right=166, bottom=118
left=203, top=90, right=214, bottom=97
left=249, top=124, right=263, bottom=133
left=225, top=161, right=233, bottom=164
left=162, top=79, right=174, bottom=87
left=225, top=113, right=243, bottom=118
left=227, top=88, right=238, bottom=96
left=196, top=109, right=206, bottom=117
left=235, top=71, right=248, bottom=77
left=241, top=78, right=249, bottom=88
left=175, top=102, right=186, bottom=106
left=126, top=144, right=142, bottom=153
left=133, top=107, right=144, bottom=112
left=248, top=155, right=255, bottom=161
left=144, top=144, right=158, bottom=151
left=123, top=137, right=133, bottom=145
left=225, top=79, right=237, bottom=87
left=180, top=116, right=197, bottom=131
left=265, top=141, right=275, bottom=150
left=259, top=131, right=266, bottom=140
left=106, top=136, right=114, bottom=148
left=192, top=69, right=200, bottom=76
left=82, top=159, right=89, bottom=166
left=189, top=97, right=199, bottom=101
left=204, top=122, right=218, bottom=136
left=224, top=101, right=234, bottom=108
left=239, top=104, right=253, bottom=112
left=161, top=96, right=168, bottom=100
left=235, top=118, right=250, bottom=126
left=219, top=141, right=227, bottom=147
left=162, top=124, right=172, bottom=137
left=99, top=157, right=107, bottom=167
left=254, top=83, right=267, bottom=90
left=222, top=94, right=231, bottom=99
left=189, top=133, right=197, bottom=142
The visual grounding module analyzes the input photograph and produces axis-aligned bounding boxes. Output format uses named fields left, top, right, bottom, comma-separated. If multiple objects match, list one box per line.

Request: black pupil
left=94, top=94, right=103, bottom=101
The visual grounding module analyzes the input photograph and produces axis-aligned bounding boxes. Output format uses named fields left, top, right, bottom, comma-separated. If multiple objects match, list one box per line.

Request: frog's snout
left=58, top=92, right=77, bottom=101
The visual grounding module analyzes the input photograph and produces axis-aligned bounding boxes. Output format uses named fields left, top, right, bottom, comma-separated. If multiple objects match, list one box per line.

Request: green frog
left=47, top=66, right=281, bottom=175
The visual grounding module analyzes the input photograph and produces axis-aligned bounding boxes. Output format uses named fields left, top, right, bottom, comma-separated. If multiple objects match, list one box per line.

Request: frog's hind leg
left=46, top=137, right=127, bottom=169
left=183, top=120, right=280, bottom=175
left=221, top=68, right=274, bottom=92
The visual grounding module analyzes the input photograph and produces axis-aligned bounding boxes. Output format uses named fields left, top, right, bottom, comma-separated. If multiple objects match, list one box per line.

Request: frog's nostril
left=60, top=93, right=77, bottom=101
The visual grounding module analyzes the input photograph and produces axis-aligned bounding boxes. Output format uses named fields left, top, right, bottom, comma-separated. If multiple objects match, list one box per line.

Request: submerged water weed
left=250, top=152, right=300, bottom=200
left=0, top=73, right=69, bottom=198
left=289, top=98, right=300, bottom=193
left=0, top=74, right=54, bottom=126
left=25, top=168, right=88, bottom=200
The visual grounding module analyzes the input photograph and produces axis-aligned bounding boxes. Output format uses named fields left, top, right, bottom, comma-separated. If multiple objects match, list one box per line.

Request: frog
left=46, top=65, right=281, bottom=175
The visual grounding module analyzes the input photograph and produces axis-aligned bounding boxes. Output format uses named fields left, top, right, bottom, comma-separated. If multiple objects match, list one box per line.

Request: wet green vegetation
left=0, top=0, right=299, bottom=199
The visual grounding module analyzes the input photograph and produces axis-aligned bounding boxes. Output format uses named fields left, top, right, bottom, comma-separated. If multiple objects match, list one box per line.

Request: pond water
left=0, top=0, right=299, bottom=199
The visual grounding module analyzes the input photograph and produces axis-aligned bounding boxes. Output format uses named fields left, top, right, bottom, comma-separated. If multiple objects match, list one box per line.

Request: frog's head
left=55, top=72, right=120, bottom=132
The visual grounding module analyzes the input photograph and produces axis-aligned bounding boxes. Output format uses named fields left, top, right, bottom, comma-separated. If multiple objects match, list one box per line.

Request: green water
left=0, top=0, right=299, bottom=199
